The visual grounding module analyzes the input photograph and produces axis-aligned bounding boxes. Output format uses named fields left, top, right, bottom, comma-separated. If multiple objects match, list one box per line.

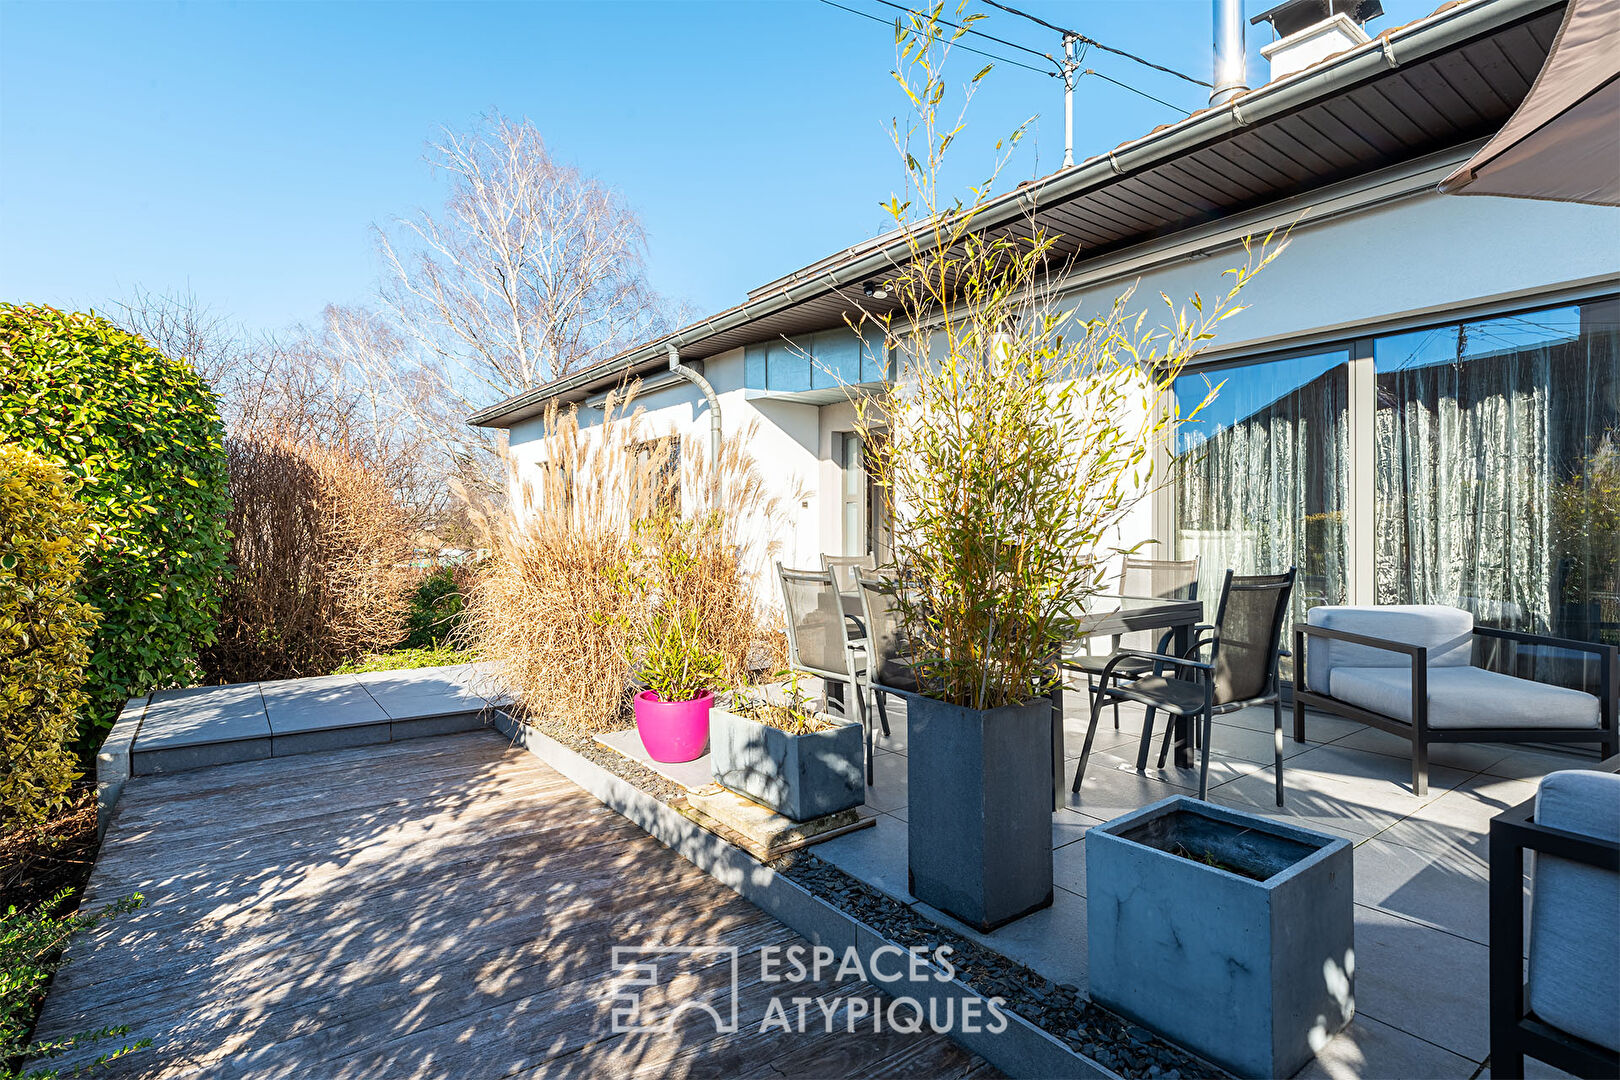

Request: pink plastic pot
left=633, top=689, right=713, bottom=763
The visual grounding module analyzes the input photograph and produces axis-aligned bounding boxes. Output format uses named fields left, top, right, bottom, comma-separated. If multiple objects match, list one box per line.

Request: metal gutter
left=467, top=0, right=1562, bottom=430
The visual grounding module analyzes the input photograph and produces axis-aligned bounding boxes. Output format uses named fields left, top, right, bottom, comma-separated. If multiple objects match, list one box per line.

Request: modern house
left=470, top=0, right=1619, bottom=655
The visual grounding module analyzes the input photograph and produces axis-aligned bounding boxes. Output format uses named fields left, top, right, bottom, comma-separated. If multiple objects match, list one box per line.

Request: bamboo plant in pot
left=859, top=6, right=1282, bottom=932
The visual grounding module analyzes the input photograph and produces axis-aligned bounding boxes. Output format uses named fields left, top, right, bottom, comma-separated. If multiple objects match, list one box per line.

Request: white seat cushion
left=1327, top=665, right=1600, bottom=730
left=1528, top=770, right=1620, bottom=1052
left=1305, top=605, right=1474, bottom=695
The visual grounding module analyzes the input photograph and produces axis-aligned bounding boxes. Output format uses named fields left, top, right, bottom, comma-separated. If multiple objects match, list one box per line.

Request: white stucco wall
left=503, top=347, right=825, bottom=583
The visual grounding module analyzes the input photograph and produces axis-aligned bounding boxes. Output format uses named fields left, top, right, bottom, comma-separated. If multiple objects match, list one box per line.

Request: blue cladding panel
left=743, top=327, right=888, bottom=392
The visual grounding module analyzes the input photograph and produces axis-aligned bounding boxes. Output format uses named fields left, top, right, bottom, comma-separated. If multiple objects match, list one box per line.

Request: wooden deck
left=39, top=730, right=992, bottom=1079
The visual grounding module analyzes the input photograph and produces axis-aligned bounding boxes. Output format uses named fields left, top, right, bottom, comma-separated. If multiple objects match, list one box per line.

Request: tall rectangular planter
left=709, top=707, right=863, bottom=821
left=905, top=693, right=1054, bottom=932
left=1087, top=795, right=1354, bottom=1079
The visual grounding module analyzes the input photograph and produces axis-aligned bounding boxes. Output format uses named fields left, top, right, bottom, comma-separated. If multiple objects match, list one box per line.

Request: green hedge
left=0, top=446, right=96, bottom=825
left=0, top=305, right=229, bottom=752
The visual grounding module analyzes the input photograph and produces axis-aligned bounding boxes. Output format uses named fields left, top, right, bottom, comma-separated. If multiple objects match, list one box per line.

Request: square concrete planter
left=905, top=692, right=1054, bottom=932
left=709, top=706, right=863, bottom=822
left=1087, top=795, right=1354, bottom=1079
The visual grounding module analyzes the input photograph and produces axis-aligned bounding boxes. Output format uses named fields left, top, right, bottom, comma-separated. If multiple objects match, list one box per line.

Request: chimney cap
left=1251, top=0, right=1383, bottom=37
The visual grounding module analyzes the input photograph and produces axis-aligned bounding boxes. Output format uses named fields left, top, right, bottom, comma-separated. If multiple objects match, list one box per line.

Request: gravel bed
left=503, top=712, right=1223, bottom=1079
left=773, top=853, right=1224, bottom=1080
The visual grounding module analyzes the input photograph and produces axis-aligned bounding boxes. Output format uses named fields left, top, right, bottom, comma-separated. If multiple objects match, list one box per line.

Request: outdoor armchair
left=777, top=563, right=878, bottom=784
left=1294, top=606, right=1617, bottom=796
left=1073, top=569, right=1296, bottom=803
left=1489, top=762, right=1620, bottom=1079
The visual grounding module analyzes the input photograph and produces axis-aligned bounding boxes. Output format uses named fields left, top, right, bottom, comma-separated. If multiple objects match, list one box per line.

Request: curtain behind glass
left=1174, top=351, right=1352, bottom=660
left=1375, top=299, right=1620, bottom=649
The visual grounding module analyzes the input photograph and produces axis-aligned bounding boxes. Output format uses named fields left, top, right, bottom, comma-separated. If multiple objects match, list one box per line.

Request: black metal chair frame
left=1293, top=623, right=1618, bottom=797
left=851, top=568, right=909, bottom=740
left=1070, top=556, right=1200, bottom=732
left=1488, top=756, right=1620, bottom=1080
left=1073, top=569, right=1296, bottom=804
left=777, top=563, right=878, bottom=784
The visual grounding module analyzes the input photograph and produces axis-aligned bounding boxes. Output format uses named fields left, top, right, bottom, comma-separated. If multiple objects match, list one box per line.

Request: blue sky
left=1, top=0, right=1439, bottom=337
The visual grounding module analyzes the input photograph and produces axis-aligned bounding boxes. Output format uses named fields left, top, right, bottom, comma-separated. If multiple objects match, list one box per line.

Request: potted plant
left=710, top=672, right=864, bottom=821
left=1086, top=796, right=1354, bottom=1078
left=631, top=607, right=725, bottom=763
left=859, top=10, right=1279, bottom=932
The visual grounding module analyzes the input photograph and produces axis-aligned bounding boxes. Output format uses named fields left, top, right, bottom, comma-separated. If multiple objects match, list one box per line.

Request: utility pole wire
left=864, top=0, right=1063, bottom=68
left=979, top=0, right=1215, bottom=88
left=1083, top=69, right=1194, bottom=115
left=815, top=0, right=1059, bottom=75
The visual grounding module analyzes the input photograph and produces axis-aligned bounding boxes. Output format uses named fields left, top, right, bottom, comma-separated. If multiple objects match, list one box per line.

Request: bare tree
left=377, top=113, right=670, bottom=419
left=114, top=286, right=254, bottom=418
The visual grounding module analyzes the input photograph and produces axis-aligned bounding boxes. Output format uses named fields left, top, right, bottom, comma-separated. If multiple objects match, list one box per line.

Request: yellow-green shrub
left=0, top=445, right=97, bottom=825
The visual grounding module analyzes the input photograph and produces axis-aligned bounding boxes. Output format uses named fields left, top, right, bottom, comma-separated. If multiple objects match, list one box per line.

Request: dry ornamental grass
left=461, top=388, right=794, bottom=735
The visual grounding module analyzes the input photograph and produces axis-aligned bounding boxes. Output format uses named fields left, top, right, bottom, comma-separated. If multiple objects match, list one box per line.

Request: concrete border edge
left=96, top=696, right=148, bottom=839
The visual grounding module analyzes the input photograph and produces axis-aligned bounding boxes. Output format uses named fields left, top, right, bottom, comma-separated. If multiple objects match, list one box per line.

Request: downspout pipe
left=667, top=343, right=721, bottom=506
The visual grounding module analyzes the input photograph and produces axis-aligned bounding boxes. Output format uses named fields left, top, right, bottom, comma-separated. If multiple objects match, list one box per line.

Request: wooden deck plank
left=37, top=730, right=995, bottom=1078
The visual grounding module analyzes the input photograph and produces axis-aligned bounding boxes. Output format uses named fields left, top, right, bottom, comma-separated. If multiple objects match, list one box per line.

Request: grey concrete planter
left=1087, top=795, right=1355, bottom=1079
left=905, top=693, right=1054, bottom=932
left=709, top=706, right=863, bottom=821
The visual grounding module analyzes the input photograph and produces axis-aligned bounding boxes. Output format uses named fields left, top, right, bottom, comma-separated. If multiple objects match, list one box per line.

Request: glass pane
left=1374, top=298, right=1620, bottom=651
left=1173, top=349, right=1352, bottom=658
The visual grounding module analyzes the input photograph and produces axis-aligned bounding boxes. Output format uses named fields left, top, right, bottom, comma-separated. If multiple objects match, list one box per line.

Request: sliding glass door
left=1374, top=298, right=1619, bottom=644
left=1168, top=294, right=1619, bottom=679
left=1172, top=349, right=1352, bottom=639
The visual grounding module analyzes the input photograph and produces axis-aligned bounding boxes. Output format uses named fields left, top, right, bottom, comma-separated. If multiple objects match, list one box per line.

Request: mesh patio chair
left=853, top=568, right=915, bottom=738
left=778, top=563, right=877, bottom=784
left=1073, top=569, right=1297, bottom=804
left=823, top=554, right=877, bottom=639
left=1065, top=556, right=1200, bottom=729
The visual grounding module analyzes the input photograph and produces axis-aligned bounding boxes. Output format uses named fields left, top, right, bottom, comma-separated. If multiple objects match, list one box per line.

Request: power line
left=1082, top=69, right=1193, bottom=115
left=863, top=0, right=1061, bottom=70
left=978, top=0, right=1214, bottom=89
left=815, top=0, right=1058, bottom=76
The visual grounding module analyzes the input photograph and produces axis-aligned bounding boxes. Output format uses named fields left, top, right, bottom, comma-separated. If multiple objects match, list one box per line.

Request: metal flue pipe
left=1211, top=0, right=1249, bottom=105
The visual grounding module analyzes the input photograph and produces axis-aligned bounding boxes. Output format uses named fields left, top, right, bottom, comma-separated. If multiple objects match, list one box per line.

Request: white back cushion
left=1305, top=605, right=1474, bottom=695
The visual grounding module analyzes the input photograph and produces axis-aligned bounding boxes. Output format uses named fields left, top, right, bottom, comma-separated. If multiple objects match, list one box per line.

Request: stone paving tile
left=1052, top=836, right=1086, bottom=897
left=813, top=811, right=913, bottom=905
left=1299, top=1015, right=1479, bottom=1080
left=260, top=674, right=388, bottom=733
left=1059, top=751, right=1192, bottom=821
left=1209, top=768, right=1410, bottom=842
left=1351, top=906, right=1492, bottom=1063
left=138, top=683, right=269, bottom=748
left=1352, top=837, right=1489, bottom=944
left=860, top=748, right=909, bottom=813
left=1331, top=726, right=1512, bottom=775
left=350, top=665, right=486, bottom=720
left=1285, top=743, right=1474, bottom=796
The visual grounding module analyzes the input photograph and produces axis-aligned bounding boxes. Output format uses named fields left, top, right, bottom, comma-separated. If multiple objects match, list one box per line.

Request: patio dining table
left=1050, top=594, right=1205, bottom=808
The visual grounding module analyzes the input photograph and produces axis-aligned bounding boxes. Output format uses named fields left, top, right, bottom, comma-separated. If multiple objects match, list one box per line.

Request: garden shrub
left=398, top=567, right=467, bottom=649
left=202, top=432, right=415, bottom=683
left=0, top=305, right=229, bottom=752
left=0, top=891, right=148, bottom=1078
left=0, top=447, right=96, bottom=826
